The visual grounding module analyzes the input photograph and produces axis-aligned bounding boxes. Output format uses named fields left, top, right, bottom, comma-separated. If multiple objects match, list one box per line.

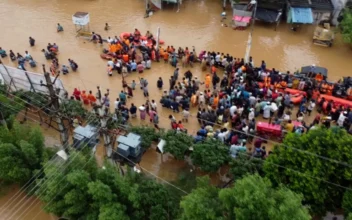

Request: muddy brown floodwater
left=1, top=0, right=352, bottom=218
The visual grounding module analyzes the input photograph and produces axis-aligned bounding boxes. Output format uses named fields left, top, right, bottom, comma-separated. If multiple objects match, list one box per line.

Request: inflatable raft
left=120, top=32, right=165, bottom=46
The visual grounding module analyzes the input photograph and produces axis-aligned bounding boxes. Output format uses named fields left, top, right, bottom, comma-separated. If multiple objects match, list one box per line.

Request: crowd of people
left=77, top=27, right=352, bottom=158
left=2, top=25, right=352, bottom=160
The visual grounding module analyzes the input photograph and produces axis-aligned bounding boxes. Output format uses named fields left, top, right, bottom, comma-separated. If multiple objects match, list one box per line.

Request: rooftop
left=288, top=0, right=334, bottom=11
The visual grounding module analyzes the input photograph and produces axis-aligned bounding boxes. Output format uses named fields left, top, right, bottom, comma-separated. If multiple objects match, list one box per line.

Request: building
left=331, top=0, right=352, bottom=25
left=287, top=0, right=334, bottom=24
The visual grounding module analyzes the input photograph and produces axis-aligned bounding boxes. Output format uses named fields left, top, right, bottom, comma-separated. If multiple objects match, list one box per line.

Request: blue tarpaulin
left=289, top=7, right=313, bottom=24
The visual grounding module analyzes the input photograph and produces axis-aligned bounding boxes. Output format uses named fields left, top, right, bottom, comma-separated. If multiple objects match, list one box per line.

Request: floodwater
left=1, top=0, right=352, bottom=218
left=0, top=185, right=57, bottom=220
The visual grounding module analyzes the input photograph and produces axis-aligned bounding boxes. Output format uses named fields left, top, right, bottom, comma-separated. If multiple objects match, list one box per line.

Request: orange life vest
left=264, top=76, right=271, bottom=88
left=315, top=74, right=323, bottom=82
left=280, top=81, right=287, bottom=88
left=326, top=84, right=334, bottom=95
left=321, top=83, right=328, bottom=93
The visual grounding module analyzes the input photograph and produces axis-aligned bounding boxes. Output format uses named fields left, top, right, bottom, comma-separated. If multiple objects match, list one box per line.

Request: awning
left=255, top=8, right=281, bottom=23
left=232, top=16, right=251, bottom=23
left=290, top=7, right=313, bottom=24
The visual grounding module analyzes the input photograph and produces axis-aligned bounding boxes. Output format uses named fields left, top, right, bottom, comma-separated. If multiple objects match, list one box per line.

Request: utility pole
left=94, top=88, right=113, bottom=157
left=244, top=0, right=257, bottom=63
left=41, top=64, right=69, bottom=149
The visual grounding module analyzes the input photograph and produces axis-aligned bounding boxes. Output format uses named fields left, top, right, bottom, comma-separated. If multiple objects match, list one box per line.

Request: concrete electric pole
left=42, top=64, right=69, bottom=148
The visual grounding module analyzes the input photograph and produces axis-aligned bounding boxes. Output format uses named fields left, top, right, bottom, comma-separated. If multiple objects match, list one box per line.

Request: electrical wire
left=139, top=99, right=352, bottom=169
left=28, top=153, right=97, bottom=220
left=0, top=101, right=96, bottom=216
left=234, top=150, right=352, bottom=192
left=0, top=101, right=76, bottom=215
left=6, top=124, right=101, bottom=220
left=111, top=148, right=189, bottom=195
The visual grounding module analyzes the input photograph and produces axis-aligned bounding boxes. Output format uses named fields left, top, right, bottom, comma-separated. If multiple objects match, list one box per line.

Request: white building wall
left=331, top=0, right=347, bottom=25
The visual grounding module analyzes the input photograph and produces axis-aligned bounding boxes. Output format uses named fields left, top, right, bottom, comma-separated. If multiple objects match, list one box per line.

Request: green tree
left=191, top=139, right=230, bottom=172
left=219, top=174, right=310, bottom=220
left=163, top=130, right=193, bottom=160
left=36, top=151, right=98, bottom=218
left=0, top=93, right=24, bottom=123
left=264, top=127, right=352, bottom=215
left=0, top=121, right=46, bottom=184
left=180, top=176, right=224, bottom=220
left=343, top=191, right=352, bottom=218
left=13, top=90, right=49, bottom=108
left=229, top=153, right=264, bottom=180
left=341, top=9, right=352, bottom=45
left=129, top=126, right=161, bottom=149
left=60, top=99, right=87, bottom=118
left=37, top=152, right=180, bottom=220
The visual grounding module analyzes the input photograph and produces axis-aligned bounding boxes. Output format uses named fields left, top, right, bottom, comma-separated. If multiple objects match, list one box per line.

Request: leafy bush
left=129, top=126, right=161, bottom=149
left=191, top=139, right=230, bottom=172
left=163, top=130, right=193, bottom=160
left=341, top=9, right=352, bottom=45
left=0, top=121, right=46, bottom=184
left=0, top=94, right=24, bottom=120
left=60, top=99, right=88, bottom=118
left=229, top=153, right=264, bottom=180
left=264, top=127, right=352, bottom=215
left=13, top=90, right=49, bottom=108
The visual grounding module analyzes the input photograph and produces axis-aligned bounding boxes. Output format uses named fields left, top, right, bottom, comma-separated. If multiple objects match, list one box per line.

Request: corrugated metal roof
left=288, top=0, right=334, bottom=11
left=291, top=7, right=314, bottom=23
left=289, top=0, right=311, bottom=8
left=310, top=0, right=334, bottom=11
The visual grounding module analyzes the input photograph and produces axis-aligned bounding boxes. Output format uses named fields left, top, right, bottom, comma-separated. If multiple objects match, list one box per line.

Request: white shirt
left=215, top=54, right=221, bottom=62
left=151, top=102, right=157, bottom=110
left=230, top=106, right=237, bottom=116
left=308, top=101, right=316, bottom=111
left=218, top=130, right=229, bottom=142
left=248, top=111, right=255, bottom=121
left=263, top=105, right=271, bottom=118
left=107, top=38, right=113, bottom=43
left=199, top=95, right=205, bottom=104
left=146, top=60, right=151, bottom=68
left=107, top=61, right=114, bottom=67
left=237, top=107, right=244, bottom=115
left=337, top=114, right=346, bottom=126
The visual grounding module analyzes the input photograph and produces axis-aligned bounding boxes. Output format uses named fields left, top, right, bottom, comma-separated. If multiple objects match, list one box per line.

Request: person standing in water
left=104, top=23, right=110, bottom=31
left=57, top=23, right=64, bottom=32
left=29, top=37, right=35, bottom=47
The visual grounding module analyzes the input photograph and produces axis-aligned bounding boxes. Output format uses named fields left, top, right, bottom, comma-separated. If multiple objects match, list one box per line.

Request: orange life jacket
left=326, top=84, right=334, bottom=95
left=122, top=54, right=129, bottom=62
left=315, top=74, right=323, bottom=82
left=321, top=83, right=328, bottom=93
left=264, top=76, right=271, bottom=88
left=280, top=81, right=287, bottom=88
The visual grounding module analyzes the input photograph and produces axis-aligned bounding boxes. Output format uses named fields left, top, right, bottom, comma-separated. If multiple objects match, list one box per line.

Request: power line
left=6, top=124, right=101, bottom=220
left=112, top=148, right=189, bottom=195
left=28, top=154, right=97, bottom=220
left=235, top=150, right=352, bottom=192
left=0, top=101, right=96, bottom=216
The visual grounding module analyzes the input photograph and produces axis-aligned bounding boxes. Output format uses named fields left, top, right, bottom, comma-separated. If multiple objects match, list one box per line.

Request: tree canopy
left=180, top=174, right=310, bottom=220
left=180, top=176, right=224, bottom=220
left=341, top=9, right=352, bottom=45
left=219, top=174, right=310, bottom=220
left=0, top=120, right=48, bottom=184
left=163, top=130, right=193, bottom=160
left=191, top=139, right=230, bottom=172
left=129, top=126, right=161, bottom=149
left=36, top=152, right=180, bottom=220
left=264, top=127, right=352, bottom=215
left=229, top=153, right=264, bottom=180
